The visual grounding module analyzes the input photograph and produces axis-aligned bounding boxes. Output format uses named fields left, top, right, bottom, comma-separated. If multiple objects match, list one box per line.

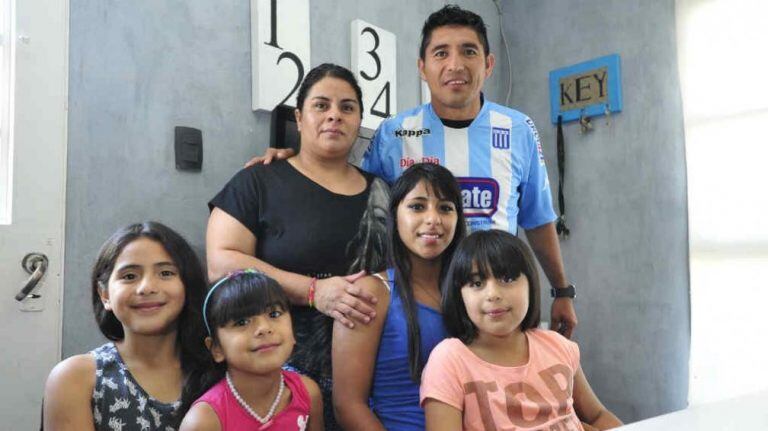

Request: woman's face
left=295, top=76, right=362, bottom=160
left=396, top=180, right=458, bottom=262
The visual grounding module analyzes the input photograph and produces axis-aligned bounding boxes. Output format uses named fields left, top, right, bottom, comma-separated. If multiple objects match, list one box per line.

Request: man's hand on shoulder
left=244, top=148, right=295, bottom=168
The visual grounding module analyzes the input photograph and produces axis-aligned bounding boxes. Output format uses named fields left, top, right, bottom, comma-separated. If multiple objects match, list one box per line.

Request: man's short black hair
left=419, top=5, right=490, bottom=60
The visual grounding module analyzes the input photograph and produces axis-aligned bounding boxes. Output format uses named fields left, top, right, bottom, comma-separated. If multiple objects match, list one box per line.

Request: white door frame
left=0, top=0, right=68, bottom=427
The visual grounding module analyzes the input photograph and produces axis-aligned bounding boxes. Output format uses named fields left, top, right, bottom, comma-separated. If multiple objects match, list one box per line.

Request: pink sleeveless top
left=194, top=370, right=311, bottom=430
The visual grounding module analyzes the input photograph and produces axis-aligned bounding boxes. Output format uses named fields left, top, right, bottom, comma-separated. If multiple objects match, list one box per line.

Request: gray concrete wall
left=63, top=0, right=506, bottom=354
left=64, top=0, right=688, bottom=422
left=502, top=0, right=689, bottom=423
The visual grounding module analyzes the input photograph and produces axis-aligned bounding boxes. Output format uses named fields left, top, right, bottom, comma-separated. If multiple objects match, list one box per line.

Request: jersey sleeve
left=208, top=167, right=262, bottom=237
left=362, top=123, right=398, bottom=184
left=517, top=116, right=557, bottom=230
left=420, top=339, right=465, bottom=411
left=362, top=125, right=385, bottom=175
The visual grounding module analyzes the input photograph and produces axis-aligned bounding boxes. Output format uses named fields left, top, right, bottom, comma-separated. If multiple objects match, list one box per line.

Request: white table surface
left=618, top=390, right=768, bottom=430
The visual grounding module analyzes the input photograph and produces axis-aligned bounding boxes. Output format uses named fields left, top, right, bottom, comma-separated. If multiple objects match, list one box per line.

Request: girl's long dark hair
left=90, top=222, right=209, bottom=426
left=387, top=163, right=466, bottom=381
left=184, top=272, right=291, bottom=414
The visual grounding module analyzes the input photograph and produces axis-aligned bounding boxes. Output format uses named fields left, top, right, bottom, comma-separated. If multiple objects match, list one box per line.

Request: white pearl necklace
left=226, top=371, right=285, bottom=424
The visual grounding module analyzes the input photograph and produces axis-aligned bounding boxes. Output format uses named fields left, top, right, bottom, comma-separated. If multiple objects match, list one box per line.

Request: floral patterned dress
left=90, top=343, right=180, bottom=431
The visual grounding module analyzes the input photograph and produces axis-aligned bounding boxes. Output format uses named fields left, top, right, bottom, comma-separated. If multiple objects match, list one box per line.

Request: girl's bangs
left=455, top=233, right=526, bottom=286
left=208, top=278, right=290, bottom=328
left=478, top=245, right=526, bottom=282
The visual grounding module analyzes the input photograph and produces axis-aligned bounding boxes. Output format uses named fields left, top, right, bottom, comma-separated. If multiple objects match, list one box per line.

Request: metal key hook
left=579, top=110, right=593, bottom=134
left=15, top=253, right=49, bottom=301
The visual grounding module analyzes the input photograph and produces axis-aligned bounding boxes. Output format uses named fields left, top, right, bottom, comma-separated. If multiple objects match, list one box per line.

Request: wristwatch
left=550, top=284, right=576, bottom=299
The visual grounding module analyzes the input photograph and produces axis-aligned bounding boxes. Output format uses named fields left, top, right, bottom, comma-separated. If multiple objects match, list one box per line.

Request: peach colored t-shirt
left=420, top=329, right=583, bottom=431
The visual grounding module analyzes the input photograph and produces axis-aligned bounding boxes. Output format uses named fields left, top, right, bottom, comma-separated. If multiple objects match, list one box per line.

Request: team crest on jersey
left=457, top=177, right=499, bottom=218
left=491, top=127, right=510, bottom=149
left=394, top=128, right=431, bottom=138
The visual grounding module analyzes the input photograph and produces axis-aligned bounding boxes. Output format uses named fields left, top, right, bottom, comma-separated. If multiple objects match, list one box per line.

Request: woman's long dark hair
left=387, top=163, right=466, bottom=381
left=90, top=222, right=209, bottom=425
left=184, top=271, right=292, bottom=416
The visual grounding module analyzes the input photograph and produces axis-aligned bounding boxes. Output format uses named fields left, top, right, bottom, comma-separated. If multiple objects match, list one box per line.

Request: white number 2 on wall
left=251, top=0, right=310, bottom=111
left=351, top=19, right=397, bottom=131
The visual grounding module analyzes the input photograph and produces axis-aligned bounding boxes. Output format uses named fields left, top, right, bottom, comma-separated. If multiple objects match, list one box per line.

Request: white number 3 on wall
left=351, top=19, right=397, bottom=130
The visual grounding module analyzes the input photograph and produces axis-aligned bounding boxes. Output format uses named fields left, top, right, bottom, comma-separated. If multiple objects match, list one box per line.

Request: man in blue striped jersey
left=249, top=5, right=578, bottom=337
left=363, top=5, right=578, bottom=337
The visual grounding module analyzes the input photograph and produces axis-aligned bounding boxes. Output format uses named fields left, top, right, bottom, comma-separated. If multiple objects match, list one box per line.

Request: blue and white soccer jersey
left=363, top=101, right=556, bottom=233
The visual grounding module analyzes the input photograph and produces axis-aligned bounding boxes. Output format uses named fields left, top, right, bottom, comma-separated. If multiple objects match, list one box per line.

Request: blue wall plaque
left=549, top=54, right=622, bottom=124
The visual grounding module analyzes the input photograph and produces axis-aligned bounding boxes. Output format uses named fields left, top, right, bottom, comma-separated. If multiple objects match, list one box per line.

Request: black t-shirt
left=209, top=159, right=388, bottom=378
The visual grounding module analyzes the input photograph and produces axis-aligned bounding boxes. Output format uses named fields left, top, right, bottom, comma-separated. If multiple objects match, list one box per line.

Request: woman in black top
left=207, top=63, right=388, bottom=430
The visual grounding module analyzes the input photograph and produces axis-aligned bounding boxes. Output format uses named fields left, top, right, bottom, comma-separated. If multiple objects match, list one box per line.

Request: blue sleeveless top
left=370, top=268, right=448, bottom=430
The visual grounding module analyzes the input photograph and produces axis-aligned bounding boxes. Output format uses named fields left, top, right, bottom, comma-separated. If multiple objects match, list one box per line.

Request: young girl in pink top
left=180, top=270, right=323, bottom=431
left=421, top=230, right=622, bottom=431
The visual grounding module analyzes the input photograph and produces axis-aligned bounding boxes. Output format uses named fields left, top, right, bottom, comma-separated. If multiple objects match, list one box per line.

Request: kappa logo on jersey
left=491, top=127, right=510, bottom=149
left=457, top=177, right=499, bottom=218
left=394, top=128, right=431, bottom=138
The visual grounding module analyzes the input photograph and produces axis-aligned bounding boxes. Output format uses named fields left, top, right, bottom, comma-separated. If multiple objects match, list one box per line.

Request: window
left=678, top=0, right=768, bottom=405
left=0, top=0, right=14, bottom=224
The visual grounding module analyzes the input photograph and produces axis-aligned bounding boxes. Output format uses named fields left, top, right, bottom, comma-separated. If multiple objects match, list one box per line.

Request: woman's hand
left=315, top=271, right=378, bottom=328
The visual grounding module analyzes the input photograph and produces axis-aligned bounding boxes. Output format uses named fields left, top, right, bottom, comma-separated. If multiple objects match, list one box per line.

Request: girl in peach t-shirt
left=420, top=230, right=622, bottom=431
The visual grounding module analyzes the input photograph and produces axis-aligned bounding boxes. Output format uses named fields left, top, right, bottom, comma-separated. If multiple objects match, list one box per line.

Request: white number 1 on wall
left=251, top=0, right=310, bottom=111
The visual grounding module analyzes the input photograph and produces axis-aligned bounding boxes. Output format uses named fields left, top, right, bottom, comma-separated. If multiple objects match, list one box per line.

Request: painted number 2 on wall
left=251, top=0, right=311, bottom=111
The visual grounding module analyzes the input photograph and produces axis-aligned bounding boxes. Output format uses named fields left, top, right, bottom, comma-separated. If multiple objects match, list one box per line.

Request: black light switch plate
left=270, top=104, right=299, bottom=153
left=174, top=126, right=203, bottom=171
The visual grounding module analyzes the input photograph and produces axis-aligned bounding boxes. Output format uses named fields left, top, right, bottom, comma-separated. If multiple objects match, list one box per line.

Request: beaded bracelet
left=308, top=277, right=318, bottom=308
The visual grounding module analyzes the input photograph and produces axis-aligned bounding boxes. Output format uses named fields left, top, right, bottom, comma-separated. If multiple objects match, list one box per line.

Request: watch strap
left=551, top=284, right=576, bottom=298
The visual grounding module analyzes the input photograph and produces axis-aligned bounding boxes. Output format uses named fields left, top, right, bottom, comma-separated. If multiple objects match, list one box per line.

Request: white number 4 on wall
left=351, top=19, right=397, bottom=131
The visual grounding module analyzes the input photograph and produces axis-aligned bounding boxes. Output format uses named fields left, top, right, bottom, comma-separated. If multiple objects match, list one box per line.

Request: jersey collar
left=427, top=93, right=489, bottom=129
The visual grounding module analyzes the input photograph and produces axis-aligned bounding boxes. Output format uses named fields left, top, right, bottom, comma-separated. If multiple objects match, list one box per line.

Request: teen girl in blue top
left=332, top=163, right=466, bottom=430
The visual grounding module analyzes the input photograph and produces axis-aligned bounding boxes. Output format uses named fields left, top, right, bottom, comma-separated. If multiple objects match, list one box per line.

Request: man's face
left=418, top=25, right=495, bottom=120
